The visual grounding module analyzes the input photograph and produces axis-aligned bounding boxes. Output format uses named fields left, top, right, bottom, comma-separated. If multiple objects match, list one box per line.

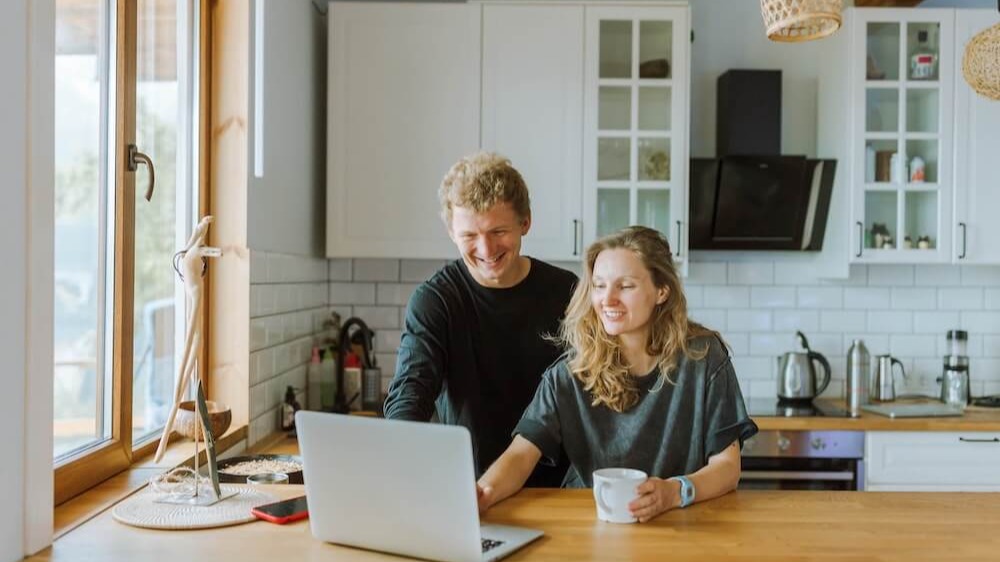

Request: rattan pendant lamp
left=760, top=0, right=843, bottom=43
left=961, top=3, right=1000, bottom=100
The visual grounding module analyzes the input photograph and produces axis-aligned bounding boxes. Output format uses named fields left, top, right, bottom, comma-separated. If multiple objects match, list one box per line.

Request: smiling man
left=383, top=152, right=577, bottom=487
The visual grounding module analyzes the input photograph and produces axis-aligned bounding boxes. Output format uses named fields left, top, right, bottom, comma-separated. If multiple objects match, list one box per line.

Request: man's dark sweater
left=383, top=258, right=577, bottom=487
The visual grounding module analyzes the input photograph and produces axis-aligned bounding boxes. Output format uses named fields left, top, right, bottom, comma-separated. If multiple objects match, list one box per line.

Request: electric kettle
left=777, top=331, right=832, bottom=401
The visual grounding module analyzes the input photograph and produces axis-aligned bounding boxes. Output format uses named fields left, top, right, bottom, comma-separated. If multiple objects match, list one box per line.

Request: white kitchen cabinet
left=583, top=5, right=690, bottom=271
left=866, top=431, right=1000, bottom=491
left=326, top=2, right=481, bottom=258
left=481, top=4, right=584, bottom=261
left=327, top=1, right=690, bottom=261
left=848, top=8, right=955, bottom=264
left=952, top=10, right=1000, bottom=265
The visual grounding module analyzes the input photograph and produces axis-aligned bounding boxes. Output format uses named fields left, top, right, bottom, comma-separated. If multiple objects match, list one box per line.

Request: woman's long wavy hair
left=558, top=226, right=720, bottom=413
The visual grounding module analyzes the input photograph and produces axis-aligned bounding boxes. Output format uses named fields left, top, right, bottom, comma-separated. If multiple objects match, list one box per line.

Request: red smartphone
left=251, top=495, right=309, bottom=524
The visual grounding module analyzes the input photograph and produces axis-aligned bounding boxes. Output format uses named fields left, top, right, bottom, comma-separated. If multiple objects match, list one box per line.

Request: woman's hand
left=628, top=477, right=680, bottom=523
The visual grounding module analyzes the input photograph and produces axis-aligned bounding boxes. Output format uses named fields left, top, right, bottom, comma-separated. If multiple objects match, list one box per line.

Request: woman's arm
left=476, top=435, right=543, bottom=513
left=628, top=440, right=742, bottom=522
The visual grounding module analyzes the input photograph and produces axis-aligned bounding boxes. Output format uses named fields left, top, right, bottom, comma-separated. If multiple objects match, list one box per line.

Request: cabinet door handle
left=958, top=437, right=1000, bottom=443
left=855, top=221, right=863, bottom=258
left=959, top=222, right=967, bottom=260
left=675, top=220, right=682, bottom=257
left=573, top=219, right=580, bottom=256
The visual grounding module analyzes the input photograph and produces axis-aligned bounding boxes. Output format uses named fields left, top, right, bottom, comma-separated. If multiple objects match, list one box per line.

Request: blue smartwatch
left=669, top=475, right=695, bottom=508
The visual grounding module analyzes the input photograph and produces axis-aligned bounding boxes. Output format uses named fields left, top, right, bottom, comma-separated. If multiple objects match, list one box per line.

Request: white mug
left=592, top=468, right=648, bottom=524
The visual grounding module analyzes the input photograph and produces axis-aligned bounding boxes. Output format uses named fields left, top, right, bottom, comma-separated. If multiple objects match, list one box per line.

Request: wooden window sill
left=53, top=425, right=249, bottom=539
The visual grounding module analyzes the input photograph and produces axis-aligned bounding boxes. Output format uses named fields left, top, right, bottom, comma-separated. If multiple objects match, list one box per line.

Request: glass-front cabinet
left=851, top=9, right=954, bottom=263
left=584, top=6, right=689, bottom=268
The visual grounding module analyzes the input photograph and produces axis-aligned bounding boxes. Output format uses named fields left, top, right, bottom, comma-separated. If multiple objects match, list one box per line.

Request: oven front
left=739, top=430, right=865, bottom=491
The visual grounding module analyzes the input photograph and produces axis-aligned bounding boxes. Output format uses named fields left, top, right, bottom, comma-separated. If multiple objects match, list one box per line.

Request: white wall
left=0, top=0, right=29, bottom=556
left=248, top=0, right=327, bottom=257
left=1, top=0, right=55, bottom=559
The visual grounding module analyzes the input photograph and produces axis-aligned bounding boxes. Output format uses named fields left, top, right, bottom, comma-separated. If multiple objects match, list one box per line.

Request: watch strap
left=669, top=475, right=695, bottom=508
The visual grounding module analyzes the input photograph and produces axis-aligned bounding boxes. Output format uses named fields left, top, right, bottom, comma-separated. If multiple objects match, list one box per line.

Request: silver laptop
left=296, top=411, right=543, bottom=562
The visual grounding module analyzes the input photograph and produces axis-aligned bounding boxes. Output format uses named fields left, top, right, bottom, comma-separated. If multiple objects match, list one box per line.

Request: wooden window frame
left=54, top=0, right=213, bottom=506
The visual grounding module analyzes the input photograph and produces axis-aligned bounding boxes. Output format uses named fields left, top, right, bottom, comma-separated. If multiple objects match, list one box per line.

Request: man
left=384, top=152, right=577, bottom=487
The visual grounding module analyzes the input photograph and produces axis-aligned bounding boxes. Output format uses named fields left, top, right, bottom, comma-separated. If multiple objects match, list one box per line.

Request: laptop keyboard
left=482, top=538, right=505, bottom=553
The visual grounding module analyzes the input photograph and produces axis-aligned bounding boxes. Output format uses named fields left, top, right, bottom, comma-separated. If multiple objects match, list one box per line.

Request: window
left=53, top=0, right=202, bottom=504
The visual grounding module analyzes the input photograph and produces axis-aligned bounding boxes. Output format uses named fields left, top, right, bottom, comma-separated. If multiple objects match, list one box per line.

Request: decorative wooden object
left=962, top=23, right=1000, bottom=101
left=759, top=0, right=843, bottom=42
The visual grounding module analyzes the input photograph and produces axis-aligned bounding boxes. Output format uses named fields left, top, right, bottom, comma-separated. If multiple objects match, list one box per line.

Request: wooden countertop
left=753, top=400, right=1000, bottom=432
left=30, top=485, right=1000, bottom=561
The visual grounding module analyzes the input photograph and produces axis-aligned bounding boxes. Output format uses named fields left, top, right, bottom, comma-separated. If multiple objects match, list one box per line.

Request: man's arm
left=383, top=286, right=449, bottom=421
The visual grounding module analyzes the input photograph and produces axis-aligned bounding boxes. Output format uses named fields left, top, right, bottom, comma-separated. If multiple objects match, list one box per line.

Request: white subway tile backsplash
left=963, top=312, right=1000, bottom=333
left=375, top=330, right=403, bottom=354
left=915, top=265, right=962, bottom=287
left=938, top=288, right=984, bottom=310
left=821, top=311, right=867, bottom=333
left=771, top=263, right=823, bottom=286
left=985, top=289, right=1000, bottom=310
left=890, top=288, right=936, bottom=310
left=352, top=306, right=401, bottom=330
left=843, top=287, right=891, bottom=310
left=750, top=333, right=793, bottom=357
left=702, top=286, right=750, bottom=308
left=329, top=282, right=376, bottom=305
left=913, top=311, right=958, bottom=334
left=353, top=258, right=400, bottom=282
left=867, top=311, right=913, bottom=333
left=724, top=333, right=749, bottom=356
left=868, top=265, right=915, bottom=287
left=751, top=287, right=796, bottom=309
left=329, top=258, right=353, bottom=281
left=773, top=310, right=819, bottom=333
left=961, top=266, right=1000, bottom=287
left=731, top=356, right=774, bottom=380
left=689, top=309, right=727, bottom=331
left=683, top=286, right=704, bottom=308
left=686, top=262, right=727, bottom=285
left=727, top=310, right=772, bottom=332
left=797, top=287, right=843, bottom=309
left=377, top=283, right=419, bottom=306
left=984, top=336, right=1000, bottom=358
left=727, top=262, right=774, bottom=285
left=251, top=251, right=1000, bottom=439
left=890, top=334, right=938, bottom=358
left=401, top=259, right=447, bottom=282
left=807, top=334, right=843, bottom=357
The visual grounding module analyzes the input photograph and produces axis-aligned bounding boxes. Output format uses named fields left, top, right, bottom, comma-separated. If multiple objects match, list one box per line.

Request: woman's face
left=590, top=248, right=668, bottom=340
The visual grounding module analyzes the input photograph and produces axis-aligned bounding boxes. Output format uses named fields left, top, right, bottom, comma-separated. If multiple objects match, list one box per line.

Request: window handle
left=128, top=143, right=155, bottom=201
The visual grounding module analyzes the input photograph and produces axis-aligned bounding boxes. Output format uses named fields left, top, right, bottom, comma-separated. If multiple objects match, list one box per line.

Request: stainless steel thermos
left=845, top=339, right=870, bottom=417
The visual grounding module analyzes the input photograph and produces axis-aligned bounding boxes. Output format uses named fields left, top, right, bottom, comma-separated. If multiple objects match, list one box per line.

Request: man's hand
left=628, top=477, right=680, bottom=523
left=476, top=482, right=494, bottom=514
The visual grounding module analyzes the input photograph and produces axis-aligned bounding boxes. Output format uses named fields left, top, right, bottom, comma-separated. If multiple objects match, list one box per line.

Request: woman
left=476, top=226, right=757, bottom=522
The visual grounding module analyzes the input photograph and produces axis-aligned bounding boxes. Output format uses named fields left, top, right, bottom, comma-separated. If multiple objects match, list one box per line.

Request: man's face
left=449, top=202, right=530, bottom=288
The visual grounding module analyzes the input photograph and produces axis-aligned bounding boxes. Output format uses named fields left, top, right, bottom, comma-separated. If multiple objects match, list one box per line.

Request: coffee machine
left=938, top=330, right=970, bottom=408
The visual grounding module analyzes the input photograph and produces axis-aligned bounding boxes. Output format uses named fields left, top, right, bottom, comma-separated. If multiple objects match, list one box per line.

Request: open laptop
left=296, top=411, right=543, bottom=562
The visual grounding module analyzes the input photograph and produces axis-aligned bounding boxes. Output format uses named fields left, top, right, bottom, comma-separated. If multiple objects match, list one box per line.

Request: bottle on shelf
left=281, top=385, right=301, bottom=432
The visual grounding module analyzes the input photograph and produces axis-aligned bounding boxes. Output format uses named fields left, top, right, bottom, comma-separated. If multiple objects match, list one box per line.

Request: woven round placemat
left=112, top=485, right=275, bottom=530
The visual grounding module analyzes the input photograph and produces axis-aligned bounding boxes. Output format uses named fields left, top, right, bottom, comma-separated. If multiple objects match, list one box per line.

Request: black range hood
left=689, top=70, right=836, bottom=251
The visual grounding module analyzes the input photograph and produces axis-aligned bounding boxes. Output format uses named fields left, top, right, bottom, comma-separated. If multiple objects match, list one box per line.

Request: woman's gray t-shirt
left=513, top=336, right=758, bottom=488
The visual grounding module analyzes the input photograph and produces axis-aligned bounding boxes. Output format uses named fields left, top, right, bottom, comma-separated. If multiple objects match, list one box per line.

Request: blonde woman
left=476, top=226, right=757, bottom=522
